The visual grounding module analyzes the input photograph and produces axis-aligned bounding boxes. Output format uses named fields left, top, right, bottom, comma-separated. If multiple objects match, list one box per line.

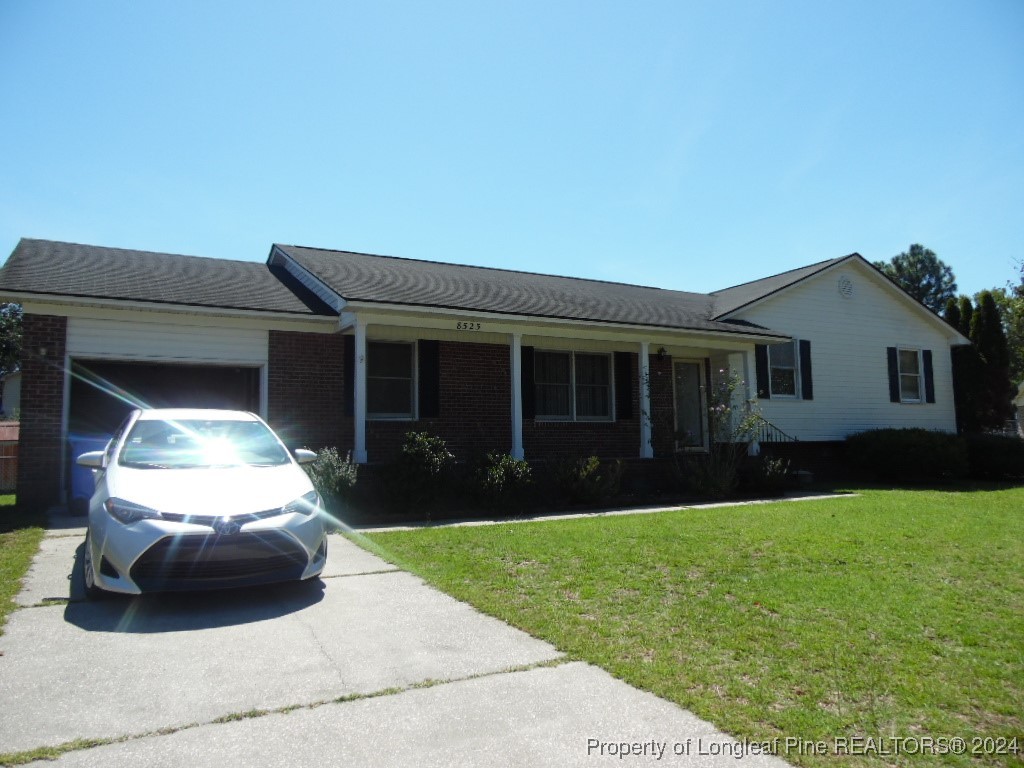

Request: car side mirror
left=293, top=448, right=317, bottom=465
left=76, top=451, right=105, bottom=469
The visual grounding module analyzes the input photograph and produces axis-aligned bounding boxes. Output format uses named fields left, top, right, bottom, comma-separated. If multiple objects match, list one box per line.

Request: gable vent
left=837, top=275, right=854, bottom=299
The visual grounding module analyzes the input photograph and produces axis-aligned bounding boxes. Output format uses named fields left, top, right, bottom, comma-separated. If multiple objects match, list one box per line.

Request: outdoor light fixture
left=657, top=347, right=667, bottom=360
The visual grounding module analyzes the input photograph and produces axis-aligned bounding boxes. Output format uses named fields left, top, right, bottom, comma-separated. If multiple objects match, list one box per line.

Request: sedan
left=76, top=408, right=328, bottom=598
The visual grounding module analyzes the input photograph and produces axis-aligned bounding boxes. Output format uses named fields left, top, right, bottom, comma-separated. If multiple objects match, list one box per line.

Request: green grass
left=365, top=488, right=1024, bottom=767
left=0, top=495, right=45, bottom=637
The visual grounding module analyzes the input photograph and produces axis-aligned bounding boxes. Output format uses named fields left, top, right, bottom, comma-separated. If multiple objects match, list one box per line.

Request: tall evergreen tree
left=873, top=244, right=958, bottom=313
left=971, top=291, right=1014, bottom=428
left=958, top=295, right=974, bottom=337
left=943, top=297, right=961, bottom=332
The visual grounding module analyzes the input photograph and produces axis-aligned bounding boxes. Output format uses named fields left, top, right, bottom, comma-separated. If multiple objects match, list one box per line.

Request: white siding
left=729, top=260, right=958, bottom=440
left=67, top=317, right=268, bottom=365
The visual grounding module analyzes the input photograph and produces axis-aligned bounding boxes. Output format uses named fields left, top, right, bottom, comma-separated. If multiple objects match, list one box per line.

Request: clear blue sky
left=1, top=1, right=1021, bottom=297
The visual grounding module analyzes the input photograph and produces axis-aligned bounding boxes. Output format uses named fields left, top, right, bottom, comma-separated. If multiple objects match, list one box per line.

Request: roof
left=0, top=239, right=335, bottom=316
left=710, top=255, right=853, bottom=317
left=276, top=244, right=788, bottom=337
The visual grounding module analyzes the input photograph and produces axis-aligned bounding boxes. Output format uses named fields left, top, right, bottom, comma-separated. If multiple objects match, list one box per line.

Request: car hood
left=108, top=463, right=315, bottom=516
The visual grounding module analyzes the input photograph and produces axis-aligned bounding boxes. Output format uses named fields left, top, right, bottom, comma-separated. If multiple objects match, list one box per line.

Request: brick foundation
left=16, top=314, right=67, bottom=512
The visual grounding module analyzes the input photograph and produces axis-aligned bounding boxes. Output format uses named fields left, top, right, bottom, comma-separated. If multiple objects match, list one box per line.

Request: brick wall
left=360, top=340, right=512, bottom=463
left=267, top=330, right=348, bottom=451
left=17, top=314, right=67, bottom=512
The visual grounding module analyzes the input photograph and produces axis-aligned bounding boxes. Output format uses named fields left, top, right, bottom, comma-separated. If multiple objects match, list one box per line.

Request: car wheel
left=82, top=532, right=108, bottom=601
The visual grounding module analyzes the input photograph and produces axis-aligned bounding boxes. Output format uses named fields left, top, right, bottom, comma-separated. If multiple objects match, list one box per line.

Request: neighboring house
left=0, top=238, right=969, bottom=511
left=1, top=370, right=20, bottom=417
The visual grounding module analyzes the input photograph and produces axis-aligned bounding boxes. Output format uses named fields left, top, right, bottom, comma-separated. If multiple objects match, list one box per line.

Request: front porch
left=334, top=307, right=769, bottom=465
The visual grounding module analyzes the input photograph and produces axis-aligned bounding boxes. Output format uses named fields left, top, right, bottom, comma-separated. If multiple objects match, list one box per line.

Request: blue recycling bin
left=68, top=435, right=111, bottom=516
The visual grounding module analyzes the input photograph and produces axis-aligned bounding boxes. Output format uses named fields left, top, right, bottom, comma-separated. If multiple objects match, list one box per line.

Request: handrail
left=751, top=414, right=799, bottom=444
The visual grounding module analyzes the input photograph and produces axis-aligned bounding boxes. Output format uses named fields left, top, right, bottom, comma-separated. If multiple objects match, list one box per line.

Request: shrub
left=739, top=455, right=792, bottom=497
left=388, top=431, right=456, bottom=507
left=672, top=445, right=747, bottom=499
left=303, top=447, right=358, bottom=512
left=846, top=428, right=968, bottom=483
left=964, top=433, right=1024, bottom=480
left=471, top=453, right=534, bottom=510
left=551, top=456, right=622, bottom=506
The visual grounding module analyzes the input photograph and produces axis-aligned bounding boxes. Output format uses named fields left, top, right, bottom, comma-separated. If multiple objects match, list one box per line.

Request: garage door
left=68, top=360, right=261, bottom=437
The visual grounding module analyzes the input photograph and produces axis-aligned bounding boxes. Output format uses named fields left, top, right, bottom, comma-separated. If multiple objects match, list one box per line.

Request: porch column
left=742, top=349, right=760, bottom=456
left=639, top=341, right=653, bottom=458
left=353, top=320, right=368, bottom=464
left=510, top=333, right=524, bottom=459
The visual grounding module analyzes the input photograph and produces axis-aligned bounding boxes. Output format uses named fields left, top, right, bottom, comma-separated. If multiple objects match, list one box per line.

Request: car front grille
left=159, top=508, right=285, bottom=525
left=130, top=531, right=308, bottom=591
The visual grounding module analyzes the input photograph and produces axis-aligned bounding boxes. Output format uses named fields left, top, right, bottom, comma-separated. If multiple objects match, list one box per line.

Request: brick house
left=0, top=239, right=968, bottom=511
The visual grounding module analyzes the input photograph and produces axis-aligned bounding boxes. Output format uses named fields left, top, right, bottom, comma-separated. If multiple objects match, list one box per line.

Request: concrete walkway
left=1, top=517, right=791, bottom=766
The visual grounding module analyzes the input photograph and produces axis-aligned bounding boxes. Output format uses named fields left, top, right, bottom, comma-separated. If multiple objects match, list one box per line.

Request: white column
left=353, top=320, right=368, bottom=464
left=510, top=333, right=524, bottom=459
left=743, top=348, right=760, bottom=456
left=639, top=341, right=653, bottom=458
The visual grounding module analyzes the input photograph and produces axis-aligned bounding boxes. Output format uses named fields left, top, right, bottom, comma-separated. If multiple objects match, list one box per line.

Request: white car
left=76, top=408, right=328, bottom=598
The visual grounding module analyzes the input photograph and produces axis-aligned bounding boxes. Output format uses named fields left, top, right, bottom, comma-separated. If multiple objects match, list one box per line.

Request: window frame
left=767, top=339, right=801, bottom=399
left=533, top=349, right=615, bottom=423
left=897, top=346, right=923, bottom=404
left=366, top=340, right=418, bottom=420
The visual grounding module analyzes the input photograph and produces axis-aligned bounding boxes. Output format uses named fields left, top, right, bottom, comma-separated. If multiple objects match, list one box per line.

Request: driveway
left=1, top=519, right=789, bottom=766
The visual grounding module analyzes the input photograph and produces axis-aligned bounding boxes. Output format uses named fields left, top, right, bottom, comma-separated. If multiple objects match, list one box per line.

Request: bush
left=672, top=445, right=747, bottom=499
left=303, top=447, right=358, bottom=512
left=388, top=431, right=456, bottom=507
left=739, top=455, right=792, bottom=497
left=550, top=456, right=622, bottom=506
left=471, top=453, right=534, bottom=510
left=846, top=428, right=968, bottom=483
left=964, top=433, right=1024, bottom=480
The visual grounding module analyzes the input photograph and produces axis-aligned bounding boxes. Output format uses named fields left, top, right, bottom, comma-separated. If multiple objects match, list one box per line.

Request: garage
left=64, top=316, right=270, bottom=510
left=68, top=360, right=261, bottom=437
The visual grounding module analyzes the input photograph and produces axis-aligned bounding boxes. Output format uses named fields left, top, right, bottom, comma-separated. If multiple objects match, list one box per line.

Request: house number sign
left=455, top=321, right=483, bottom=331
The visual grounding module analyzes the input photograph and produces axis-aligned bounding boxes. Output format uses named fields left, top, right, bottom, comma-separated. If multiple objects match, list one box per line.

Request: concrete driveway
left=1, top=520, right=789, bottom=766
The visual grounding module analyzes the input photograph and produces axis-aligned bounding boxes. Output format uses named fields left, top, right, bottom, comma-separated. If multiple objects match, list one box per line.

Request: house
left=0, top=238, right=969, bottom=511
left=1015, top=384, right=1024, bottom=437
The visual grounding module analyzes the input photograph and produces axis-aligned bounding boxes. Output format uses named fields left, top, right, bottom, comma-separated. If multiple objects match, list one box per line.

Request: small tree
left=0, top=303, right=22, bottom=379
left=675, top=368, right=761, bottom=498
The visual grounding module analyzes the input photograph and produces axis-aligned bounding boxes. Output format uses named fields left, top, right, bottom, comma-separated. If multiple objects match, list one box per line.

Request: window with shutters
left=367, top=341, right=416, bottom=419
left=768, top=340, right=800, bottom=398
left=534, top=350, right=613, bottom=421
left=898, top=347, right=922, bottom=403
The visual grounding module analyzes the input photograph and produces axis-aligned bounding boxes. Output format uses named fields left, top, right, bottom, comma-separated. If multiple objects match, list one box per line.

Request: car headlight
left=282, top=490, right=321, bottom=517
left=104, top=498, right=163, bottom=524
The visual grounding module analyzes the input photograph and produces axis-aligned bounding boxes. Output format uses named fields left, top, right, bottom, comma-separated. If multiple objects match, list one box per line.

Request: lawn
left=0, top=495, right=45, bottom=636
left=363, top=488, right=1024, bottom=767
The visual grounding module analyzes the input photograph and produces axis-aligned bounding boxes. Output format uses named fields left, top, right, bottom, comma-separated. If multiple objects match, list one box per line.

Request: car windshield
left=118, top=418, right=291, bottom=469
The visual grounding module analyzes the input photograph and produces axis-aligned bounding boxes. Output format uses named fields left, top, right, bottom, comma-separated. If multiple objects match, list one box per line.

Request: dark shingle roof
left=710, top=255, right=854, bottom=317
left=0, top=239, right=335, bottom=316
left=277, top=244, right=787, bottom=337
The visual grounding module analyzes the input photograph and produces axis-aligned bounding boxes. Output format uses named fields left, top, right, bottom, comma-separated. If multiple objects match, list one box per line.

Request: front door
left=673, top=360, right=707, bottom=450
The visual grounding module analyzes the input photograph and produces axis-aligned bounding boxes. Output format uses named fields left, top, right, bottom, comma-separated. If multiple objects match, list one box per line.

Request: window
left=534, top=350, right=612, bottom=421
left=898, top=348, right=922, bottom=402
left=768, top=340, right=799, bottom=397
left=367, top=341, right=415, bottom=418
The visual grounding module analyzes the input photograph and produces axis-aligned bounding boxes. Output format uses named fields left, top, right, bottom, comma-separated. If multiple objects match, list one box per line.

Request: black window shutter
left=887, top=347, right=900, bottom=402
left=799, top=339, right=813, bottom=400
left=614, top=352, right=633, bottom=420
left=344, top=335, right=355, bottom=417
left=418, top=340, right=440, bottom=418
left=521, top=346, right=535, bottom=419
left=754, top=344, right=770, bottom=399
left=922, top=349, right=935, bottom=403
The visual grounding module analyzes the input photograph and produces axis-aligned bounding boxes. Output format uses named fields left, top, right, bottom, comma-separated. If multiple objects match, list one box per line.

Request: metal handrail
left=752, top=414, right=799, bottom=444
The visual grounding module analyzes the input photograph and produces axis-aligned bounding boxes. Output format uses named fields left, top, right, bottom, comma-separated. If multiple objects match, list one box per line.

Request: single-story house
left=0, top=238, right=969, bottom=510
